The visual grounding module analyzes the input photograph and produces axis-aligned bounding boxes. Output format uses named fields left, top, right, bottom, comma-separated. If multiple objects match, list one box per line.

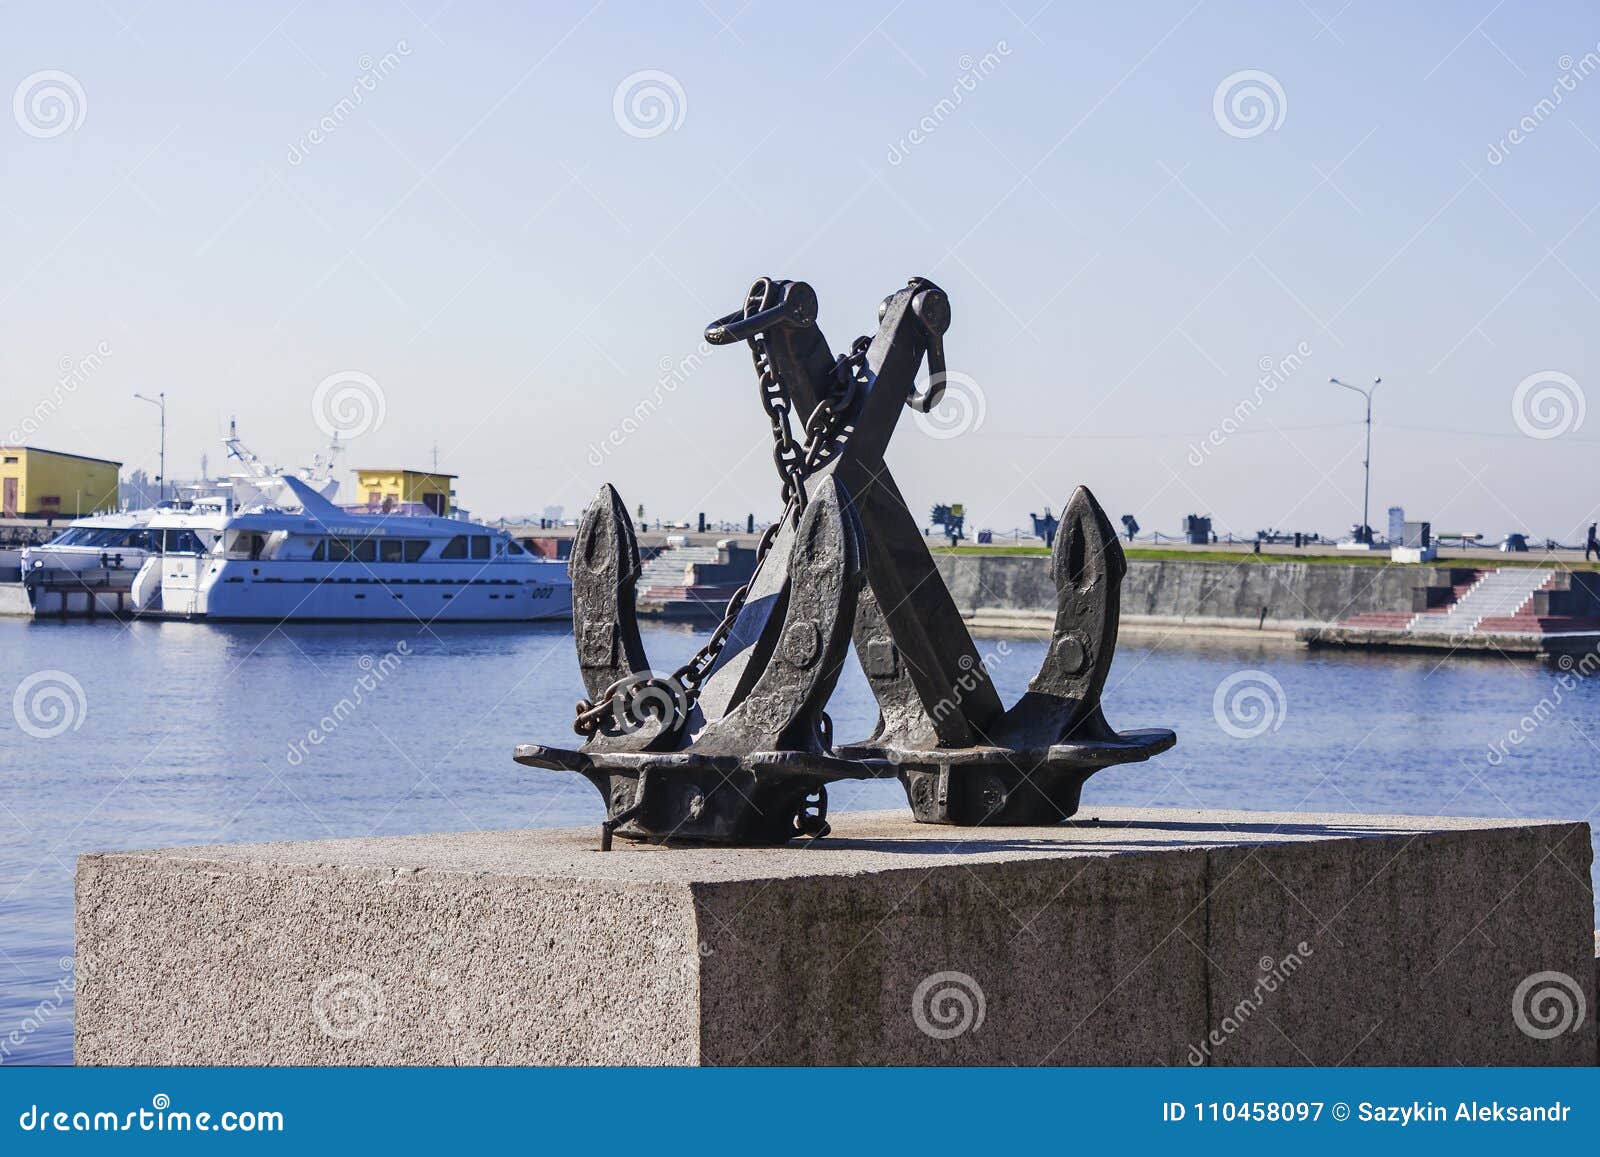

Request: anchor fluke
left=899, top=484, right=1174, bottom=825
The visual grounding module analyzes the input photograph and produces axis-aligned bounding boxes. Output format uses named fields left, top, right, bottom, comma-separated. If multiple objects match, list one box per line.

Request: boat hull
left=181, top=559, right=572, bottom=623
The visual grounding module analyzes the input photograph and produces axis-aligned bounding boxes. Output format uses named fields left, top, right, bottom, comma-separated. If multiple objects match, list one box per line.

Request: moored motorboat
left=155, top=475, right=570, bottom=622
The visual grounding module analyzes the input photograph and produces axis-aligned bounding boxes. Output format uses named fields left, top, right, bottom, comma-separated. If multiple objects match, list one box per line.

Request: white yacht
left=18, top=509, right=160, bottom=578
left=155, top=475, right=571, bottom=622
left=128, top=494, right=237, bottom=613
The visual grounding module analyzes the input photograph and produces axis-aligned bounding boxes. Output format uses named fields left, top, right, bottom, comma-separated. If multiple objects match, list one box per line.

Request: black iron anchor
left=513, top=473, right=867, bottom=846
left=516, top=273, right=1176, bottom=843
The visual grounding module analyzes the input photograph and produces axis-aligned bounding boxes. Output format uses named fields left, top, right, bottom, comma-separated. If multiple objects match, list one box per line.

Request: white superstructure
left=156, top=475, right=570, bottom=622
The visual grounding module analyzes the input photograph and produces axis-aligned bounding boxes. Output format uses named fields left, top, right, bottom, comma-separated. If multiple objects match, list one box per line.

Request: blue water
left=2, top=616, right=1597, bottom=1065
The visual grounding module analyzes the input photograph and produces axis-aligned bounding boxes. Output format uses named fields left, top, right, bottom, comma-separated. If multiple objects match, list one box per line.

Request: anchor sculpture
left=515, top=276, right=1175, bottom=846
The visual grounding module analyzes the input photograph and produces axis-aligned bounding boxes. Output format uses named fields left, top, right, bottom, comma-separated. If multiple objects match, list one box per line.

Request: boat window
left=353, top=537, right=377, bottom=563
left=506, top=539, right=526, bottom=555
left=441, top=535, right=468, bottom=559
left=470, top=536, right=490, bottom=560
left=223, top=530, right=258, bottom=559
left=404, top=540, right=427, bottom=563
left=49, top=528, right=88, bottom=546
left=161, top=529, right=203, bottom=554
left=310, top=539, right=326, bottom=562
left=379, top=539, right=405, bottom=563
left=329, top=538, right=356, bottom=562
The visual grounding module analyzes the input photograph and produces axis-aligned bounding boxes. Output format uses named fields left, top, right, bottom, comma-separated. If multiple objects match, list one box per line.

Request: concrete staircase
left=1405, top=568, right=1553, bottom=635
left=636, top=544, right=748, bottom=617
left=637, top=545, right=722, bottom=591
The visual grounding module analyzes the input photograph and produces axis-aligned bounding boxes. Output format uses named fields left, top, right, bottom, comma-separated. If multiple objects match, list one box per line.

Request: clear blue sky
left=3, top=1, right=1598, bottom=541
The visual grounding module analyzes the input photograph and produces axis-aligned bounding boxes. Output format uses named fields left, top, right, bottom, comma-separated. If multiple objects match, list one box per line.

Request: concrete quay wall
left=937, top=555, right=1454, bottom=632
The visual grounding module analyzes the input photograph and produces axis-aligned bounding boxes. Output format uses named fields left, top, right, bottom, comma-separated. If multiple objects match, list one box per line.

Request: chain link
left=574, top=288, right=868, bottom=738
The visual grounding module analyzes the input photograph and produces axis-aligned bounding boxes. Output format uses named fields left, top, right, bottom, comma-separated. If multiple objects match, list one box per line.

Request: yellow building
left=352, top=467, right=456, bottom=516
left=0, top=446, right=121, bottom=518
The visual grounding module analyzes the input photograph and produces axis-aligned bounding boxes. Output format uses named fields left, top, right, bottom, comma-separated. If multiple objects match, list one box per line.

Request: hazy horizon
left=4, top=2, right=1599, bottom=542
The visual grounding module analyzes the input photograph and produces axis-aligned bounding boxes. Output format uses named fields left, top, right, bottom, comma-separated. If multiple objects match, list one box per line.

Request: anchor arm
left=570, top=484, right=649, bottom=704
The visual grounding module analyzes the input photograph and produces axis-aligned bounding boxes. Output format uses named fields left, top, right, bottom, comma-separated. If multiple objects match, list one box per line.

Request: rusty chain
left=573, top=285, right=868, bottom=738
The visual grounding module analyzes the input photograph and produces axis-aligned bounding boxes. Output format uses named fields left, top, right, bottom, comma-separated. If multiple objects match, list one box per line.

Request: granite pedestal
left=75, top=808, right=1597, bottom=1065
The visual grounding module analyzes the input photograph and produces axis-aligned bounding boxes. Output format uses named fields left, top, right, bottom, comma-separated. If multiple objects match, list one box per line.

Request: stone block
left=75, top=809, right=1596, bottom=1066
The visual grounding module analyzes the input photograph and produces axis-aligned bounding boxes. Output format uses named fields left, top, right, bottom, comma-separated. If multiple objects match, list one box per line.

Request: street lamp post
left=133, top=391, right=166, bottom=503
left=1328, top=376, right=1381, bottom=544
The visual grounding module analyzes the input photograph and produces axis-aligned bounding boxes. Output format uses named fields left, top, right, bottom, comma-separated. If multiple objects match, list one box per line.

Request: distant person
left=1587, top=523, right=1599, bottom=561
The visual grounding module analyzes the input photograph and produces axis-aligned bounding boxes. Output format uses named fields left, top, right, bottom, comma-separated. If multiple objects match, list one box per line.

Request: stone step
left=1407, top=568, right=1553, bottom=634
left=1474, top=615, right=1600, bottom=634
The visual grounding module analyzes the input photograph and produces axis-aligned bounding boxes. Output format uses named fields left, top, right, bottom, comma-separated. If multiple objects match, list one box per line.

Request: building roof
left=0, top=446, right=123, bottom=467
left=352, top=467, right=459, bottom=479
